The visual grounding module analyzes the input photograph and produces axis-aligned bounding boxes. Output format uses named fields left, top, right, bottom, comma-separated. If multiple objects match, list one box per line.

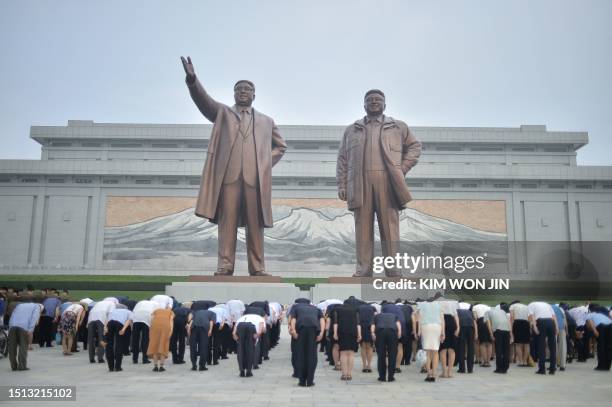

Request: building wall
left=1, top=121, right=611, bottom=278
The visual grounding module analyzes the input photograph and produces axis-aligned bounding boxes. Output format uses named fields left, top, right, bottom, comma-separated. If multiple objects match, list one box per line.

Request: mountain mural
left=103, top=206, right=507, bottom=271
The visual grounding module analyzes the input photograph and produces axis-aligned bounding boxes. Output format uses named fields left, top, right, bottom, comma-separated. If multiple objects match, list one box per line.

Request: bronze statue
left=181, top=56, right=287, bottom=276
left=336, top=89, right=422, bottom=277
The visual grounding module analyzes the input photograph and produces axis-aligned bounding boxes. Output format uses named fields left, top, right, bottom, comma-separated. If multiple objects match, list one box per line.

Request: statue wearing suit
left=181, top=57, right=287, bottom=276
left=336, top=90, right=421, bottom=277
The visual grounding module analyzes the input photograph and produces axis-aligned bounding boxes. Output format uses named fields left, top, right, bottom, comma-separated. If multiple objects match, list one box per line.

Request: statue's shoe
left=214, top=270, right=233, bottom=276
left=250, top=271, right=272, bottom=277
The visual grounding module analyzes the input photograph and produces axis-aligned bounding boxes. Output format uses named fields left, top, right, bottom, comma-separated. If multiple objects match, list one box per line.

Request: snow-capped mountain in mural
left=103, top=206, right=506, bottom=265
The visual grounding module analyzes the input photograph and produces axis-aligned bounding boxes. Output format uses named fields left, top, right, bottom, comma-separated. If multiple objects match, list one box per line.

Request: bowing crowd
left=2, top=287, right=611, bottom=387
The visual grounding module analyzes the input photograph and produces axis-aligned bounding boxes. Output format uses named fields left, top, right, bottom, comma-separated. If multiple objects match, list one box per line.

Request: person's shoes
left=90, top=360, right=96, bottom=364
left=457, top=369, right=466, bottom=374
left=18, top=367, right=30, bottom=371
left=263, top=356, right=270, bottom=361
left=159, top=367, right=166, bottom=372
left=221, top=356, right=229, bottom=360
left=548, top=369, right=555, bottom=375
left=298, top=382, right=306, bottom=387
left=535, top=370, right=546, bottom=375
left=109, top=367, right=114, bottom=372
left=378, top=377, right=386, bottom=382
left=175, top=360, right=186, bottom=364
left=246, top=371, right=253, bottom=377
left=394, top=368, right=401, bottom=373
left=306, top=382, right=315, bottom=387
left=559, top=367, right=565, bottom=371
left=240, top=371, right=245, bottom=377
left=191, top=366, right=197, bottom=371
left=199, top=366, right=208, bottom=371
left=153, top=367, right=159, bottom=372
left=213, top=361, right=219, bottom=365
left=98, top=359, right=105, bottom=363
left=387, top=377, right=395, bottom=382
left=115, top=368, right=123, bottom=372
left=425, top=376, right=434, bottom=382
left=253, top=365, right=259, bottom=370
left=493, top=370, right=502, bottom=373
left=292, top=373, right=298, bottom=378
left=341, top=375, right=347, bottom=380
left=143, top=360, right=151, bottom=364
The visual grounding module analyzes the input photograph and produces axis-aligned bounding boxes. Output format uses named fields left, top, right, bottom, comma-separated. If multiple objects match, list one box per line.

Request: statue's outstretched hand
left=180, top=56, right=196, bottom=83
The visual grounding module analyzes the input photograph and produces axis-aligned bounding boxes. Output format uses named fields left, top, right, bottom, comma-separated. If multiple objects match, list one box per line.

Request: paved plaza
left=2, top=329, right=610, bottom=407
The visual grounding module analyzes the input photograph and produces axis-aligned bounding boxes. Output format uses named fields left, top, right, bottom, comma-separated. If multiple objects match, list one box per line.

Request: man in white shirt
left=87, top=300, right=116, bottom=364
left=131, top=300, right=160, bottom=364
left=528, top=301, right=559, bottom=374
left=269, top=302, right=283, bottom=349
left=208, top=305, right=230, bottom=365
left=569, top=305, right=589, bottom=361
left=105, top=308, right=134, bottom=372
left=233, top=313, right=266, bottom=377
left=226, top=299, right=245, bottom=355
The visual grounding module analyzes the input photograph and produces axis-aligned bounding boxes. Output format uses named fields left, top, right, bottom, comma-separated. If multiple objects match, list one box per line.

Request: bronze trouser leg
left=241, top=182, right=265, bottom=274
left=371, top=171, right=400, bottom=273
left=354, top=172, right=376, bottom=275
left=354, top=171, right=400, bottom=276
left=217, top=179, right=265, bottom=274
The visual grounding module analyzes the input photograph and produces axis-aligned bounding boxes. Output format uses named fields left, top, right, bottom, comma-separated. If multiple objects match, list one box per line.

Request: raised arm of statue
left=181, top=56, right=221, bottom=123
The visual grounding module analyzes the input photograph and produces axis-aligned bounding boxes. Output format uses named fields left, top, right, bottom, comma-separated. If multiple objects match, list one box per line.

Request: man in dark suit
left=181, top=57, right=287, bottom=276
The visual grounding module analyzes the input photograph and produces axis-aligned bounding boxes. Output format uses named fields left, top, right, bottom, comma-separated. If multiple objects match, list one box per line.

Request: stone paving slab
left=1, top=328, right=610, bottom=407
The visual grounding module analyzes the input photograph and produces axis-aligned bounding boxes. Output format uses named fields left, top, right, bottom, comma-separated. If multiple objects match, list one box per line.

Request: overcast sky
left=1, top=0, right=610, bottom=165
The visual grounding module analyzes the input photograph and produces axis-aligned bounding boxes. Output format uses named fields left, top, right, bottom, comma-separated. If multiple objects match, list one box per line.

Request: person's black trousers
left=271, top=321, right=280, bottom=348
left=296, top=326, right=318, bottom=385
left=291, top=335, right=298, bottom=375
left=38, top=315, right=54, bottom=347
left=375, top=328, right=398, bottom=381
left=220, top=324, right=231, bottom=358
left=595, top=323, right=611, bottom=370
left=170, top=319, right=187, bottom=363
left=87, top=320, right=105, bottom=362
left=208, top=323, right=221, bottom=364
left=236, top=322, right=255, bottom=374
left=189, top=325, right=209, bottom=369
left=575, top=325, right=589, bottom=362
left=105, top=320, right=128, bottom=371
left=227, top=323, right=237, bottom=354
left=536, top=318, right=556, bottom=372
left=122, top=326, right=132, bottom=356
left=78, top=310, right=89, bottom=350
left=260, top=328, right=270, bottom=361
left=494, top=330, right=510, bottom=373
left=402, top=332, right=412, bottom=364
left=457, top=325, right=475, bottom=372
left=131, top=322, right=150, bottom=363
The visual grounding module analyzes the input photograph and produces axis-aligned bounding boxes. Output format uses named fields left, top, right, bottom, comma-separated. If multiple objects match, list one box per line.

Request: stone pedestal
left=166, top=281, right=301, bottom=304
